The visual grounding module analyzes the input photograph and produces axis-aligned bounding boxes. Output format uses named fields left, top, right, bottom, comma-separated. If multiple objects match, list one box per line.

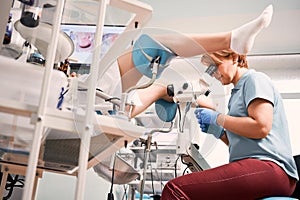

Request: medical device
left=167, top=79, right=211, bottom=104
left=166, top=77, right=212, bottom=172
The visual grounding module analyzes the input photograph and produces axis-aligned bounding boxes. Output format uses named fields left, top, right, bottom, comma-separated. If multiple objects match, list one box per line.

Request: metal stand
left=139, top=133, right=153, bottom=200
left=139, top=124, right=173, bottom=200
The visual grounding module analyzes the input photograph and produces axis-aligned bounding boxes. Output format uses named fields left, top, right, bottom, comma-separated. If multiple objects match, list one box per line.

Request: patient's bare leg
left=117, top=49, right=143, bottom=92
left=127, top=83, right=171, bottom=118
left=153, top=32, right=230, bottom=57
left=116, top=50, right=170, bottom=118
left=154, top=5, right=273, bottom=56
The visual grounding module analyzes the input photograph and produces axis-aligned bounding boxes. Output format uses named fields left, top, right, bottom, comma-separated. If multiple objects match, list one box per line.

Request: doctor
left=160, top=36, right=298, bottom=200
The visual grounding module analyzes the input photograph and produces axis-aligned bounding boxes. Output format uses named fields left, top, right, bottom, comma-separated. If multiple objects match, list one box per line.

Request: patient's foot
left=230, top=4, right=273, bottom=54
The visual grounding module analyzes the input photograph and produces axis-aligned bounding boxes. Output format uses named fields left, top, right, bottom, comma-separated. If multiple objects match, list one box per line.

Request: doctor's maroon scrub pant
left=161, top=158, right=296, bottom=200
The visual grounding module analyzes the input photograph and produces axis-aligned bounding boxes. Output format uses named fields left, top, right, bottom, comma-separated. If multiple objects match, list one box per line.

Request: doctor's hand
left=194, top=107, right=224, bottom=139
left=194, top=107, right=220, bottom=126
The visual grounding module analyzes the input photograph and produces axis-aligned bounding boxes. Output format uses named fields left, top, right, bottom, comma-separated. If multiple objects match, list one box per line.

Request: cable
left=177, top=104, right=183, bottom=132
left=57, top=87, right=67, bottom=109
left=160, top=167, right=163, bottom=192
left=96, top=88, right=104, bottom=92
left=107, top=154, right=116, bottom=200
left=105, top=97, right=121, bottom=102
left=58, top=88, right=69, bottom=98
left=180, top=155, right=192, bottom=166
left=3, top=174, right=25, bottom=200
left=174, top=155, right=180, bottom=178
left=180, top=155, right=193, bottom=175
left=96, top=88, right=120, bottom=102
left=181, top=102, right=191, bottom=130
left=121, top=185, right=128, bottom=200
left=150, top=163, right=155, bottom=195
left=182, top=165, right=190, bottom=175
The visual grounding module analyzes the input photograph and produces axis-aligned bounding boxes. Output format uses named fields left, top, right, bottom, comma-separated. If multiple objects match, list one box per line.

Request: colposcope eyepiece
left=167, top=82, right=190, bottom=97
left=167, top=84, right=175, bottom=97
left=205, top=64, right=218, bottom=77
left=204, top=89, right=211, bottom=96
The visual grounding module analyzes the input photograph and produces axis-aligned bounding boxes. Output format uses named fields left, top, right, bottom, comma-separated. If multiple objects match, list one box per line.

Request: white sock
left=230, top=4, right=273, bottom=54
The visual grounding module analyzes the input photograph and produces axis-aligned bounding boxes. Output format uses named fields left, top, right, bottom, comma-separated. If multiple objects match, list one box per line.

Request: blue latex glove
left=194, top=108, right=224, bottom=139
left=132, top=34, right=177, bottom=78
left=194, top=107, right=220, bottom=126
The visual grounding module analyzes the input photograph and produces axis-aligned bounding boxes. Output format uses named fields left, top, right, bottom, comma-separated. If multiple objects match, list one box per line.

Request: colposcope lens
left=205, top=64, right=218, bottom=77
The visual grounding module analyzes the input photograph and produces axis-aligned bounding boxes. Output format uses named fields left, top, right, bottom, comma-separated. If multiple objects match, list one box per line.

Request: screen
left=61, top=24, right=125, bottom=64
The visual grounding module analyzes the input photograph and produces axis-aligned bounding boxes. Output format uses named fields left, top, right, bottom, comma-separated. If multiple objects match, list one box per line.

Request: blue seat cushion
left=132, top=34, right=177, bottom=78
left=155, top=98, right=177, bottom=122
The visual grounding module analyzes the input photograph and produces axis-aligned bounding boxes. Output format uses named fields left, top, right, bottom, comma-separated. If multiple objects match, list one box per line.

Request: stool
left=262, top=155, right=300, bottom=200
left=262, top=198, right=298, bottom=200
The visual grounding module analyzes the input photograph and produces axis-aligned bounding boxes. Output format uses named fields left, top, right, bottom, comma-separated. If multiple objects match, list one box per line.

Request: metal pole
left=75, top=0, right=107, bottom=199
left=139, top=134, right=152, bottom=200
left=22, top=0, right=65, bottom=199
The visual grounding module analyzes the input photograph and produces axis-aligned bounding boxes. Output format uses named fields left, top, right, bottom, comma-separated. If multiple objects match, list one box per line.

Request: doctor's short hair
left=201, top=49, right=248, bottom=69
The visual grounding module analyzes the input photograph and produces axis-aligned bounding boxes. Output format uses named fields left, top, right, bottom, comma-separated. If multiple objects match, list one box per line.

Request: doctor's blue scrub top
left=226, top=69, right=298, bottom=180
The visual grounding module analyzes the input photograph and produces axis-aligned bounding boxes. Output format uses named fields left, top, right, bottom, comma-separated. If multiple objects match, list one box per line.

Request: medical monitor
left=61, top=23, right=125, bottom=73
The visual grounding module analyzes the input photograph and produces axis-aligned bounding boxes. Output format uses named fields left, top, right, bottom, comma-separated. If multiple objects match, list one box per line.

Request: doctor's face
left=210, top=56, right=238, bottom=85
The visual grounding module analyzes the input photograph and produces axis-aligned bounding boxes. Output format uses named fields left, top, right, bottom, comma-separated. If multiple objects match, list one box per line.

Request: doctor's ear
left=237, top=55, right=248, bottom=68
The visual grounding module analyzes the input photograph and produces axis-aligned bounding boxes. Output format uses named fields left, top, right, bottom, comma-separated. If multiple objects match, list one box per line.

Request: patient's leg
left=117, top=48, right=143, bottom=92
left=116, top=50, right=170, bottom=117
left=153, top=32, right=230, bottom=57
left=154, top=5, right=273, bottom=56
left=230, top=4, right=273, bottom=54
left=127, top=83, right=171, bottom=118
